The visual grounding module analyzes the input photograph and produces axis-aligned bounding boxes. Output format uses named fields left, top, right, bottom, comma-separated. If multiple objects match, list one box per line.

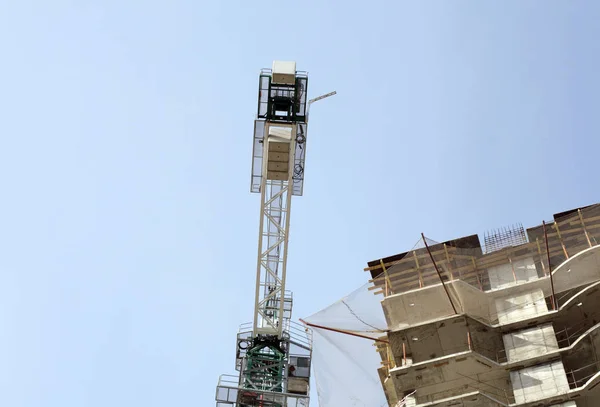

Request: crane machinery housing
left=215, top=61, right=334, bottom=407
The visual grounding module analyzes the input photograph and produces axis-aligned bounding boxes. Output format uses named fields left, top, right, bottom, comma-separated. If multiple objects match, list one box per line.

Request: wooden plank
left=364, top=247, right=457, bottom=272
left=369, top=258, right=454, bottom=284
left=367, top=225, right=599, bottom=297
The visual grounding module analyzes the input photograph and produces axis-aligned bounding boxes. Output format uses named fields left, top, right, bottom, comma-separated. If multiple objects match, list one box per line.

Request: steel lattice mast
left=215, top=62, right=334, bottom=407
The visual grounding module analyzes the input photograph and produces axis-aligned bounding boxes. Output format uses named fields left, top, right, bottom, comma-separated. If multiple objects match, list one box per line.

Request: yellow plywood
left=267, top=162, right=288, bottom=172
left=267, top=171, right=288, bottom=181
left=269, top=141, right=289, bottom=152
left=268, top=152, right=289, bottom=163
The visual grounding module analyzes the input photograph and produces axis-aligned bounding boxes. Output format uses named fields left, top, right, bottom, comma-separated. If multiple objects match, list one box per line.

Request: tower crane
left=215, top=61, right=335, bottom=407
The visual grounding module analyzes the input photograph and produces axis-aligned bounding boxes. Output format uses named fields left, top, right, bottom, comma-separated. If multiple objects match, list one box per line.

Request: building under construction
left=361, top=203, right=600, bottom=407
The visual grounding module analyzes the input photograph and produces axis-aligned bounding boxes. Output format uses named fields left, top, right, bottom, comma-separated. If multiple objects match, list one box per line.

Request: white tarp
left=303, top=282, right=388, bottom=407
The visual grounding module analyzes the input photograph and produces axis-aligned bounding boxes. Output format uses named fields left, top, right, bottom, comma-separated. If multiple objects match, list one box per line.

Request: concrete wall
left=510, top=360, right=570, bottom=404
left=496, top=288, right=548, bottom=325
left=382, top=375, right=399, bottom=406
left=591, top=328, right=600, bottom=360
left=405, top=323, right=461, bottom=362
left=383, top=280, right=550, bottom=330
left=453, top=283, right=499, bottom=323
left=488, top=257, right=538, bottom=290
left=389, top=316, right=504, bottom=365
left=382, top=281, right=495, bottom=330
left=469, top=320, right=505, bottom=362
left=554, top=246, right=600, bottom=294
left=391, top=354, right=510, bottom=403
left=503, top=323, right=559, bottom=363
left=382, top=284, right=457, bottom=330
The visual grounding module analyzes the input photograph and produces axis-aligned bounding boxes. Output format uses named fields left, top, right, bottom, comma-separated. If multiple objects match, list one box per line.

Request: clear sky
left=1, top=1, right=599, bottom=406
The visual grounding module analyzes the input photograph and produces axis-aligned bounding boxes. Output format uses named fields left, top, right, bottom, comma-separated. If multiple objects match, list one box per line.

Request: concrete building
left=366, top=204, right=600, bottom=407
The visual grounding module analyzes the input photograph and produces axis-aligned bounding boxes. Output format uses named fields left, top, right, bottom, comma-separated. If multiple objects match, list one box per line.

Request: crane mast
left=215, top=62, right=333, bottom=407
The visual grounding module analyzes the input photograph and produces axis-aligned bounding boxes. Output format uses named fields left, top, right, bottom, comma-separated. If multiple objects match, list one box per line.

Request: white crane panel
left=272, top=60, right=296, bottom=85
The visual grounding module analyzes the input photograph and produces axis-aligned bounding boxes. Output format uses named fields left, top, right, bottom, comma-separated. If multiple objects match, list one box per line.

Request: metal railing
left=412, top=364, right=600, bottom=405
left=415, top=385, right=514, bottom=406
left=395, top=318, right=600, bottom=369
left=566, top=360, right=600, bottom=390
left=236, top=319, right=312, bottom=349
left=285, top=320, right=312, bottom=350
left=215, top=374, right=310, bottom=407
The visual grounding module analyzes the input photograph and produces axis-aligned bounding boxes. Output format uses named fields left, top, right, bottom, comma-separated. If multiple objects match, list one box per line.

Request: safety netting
left=301, top=237, right=441, bottom=407
left=303, top=281, right=388, bottom=407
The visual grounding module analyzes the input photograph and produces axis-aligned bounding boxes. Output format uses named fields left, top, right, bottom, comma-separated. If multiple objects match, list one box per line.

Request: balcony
left=381, top=245, right=600, bottom=333
left=386, top=279, right=600, bottom=365
left=388, top=319, right=600, bottom=406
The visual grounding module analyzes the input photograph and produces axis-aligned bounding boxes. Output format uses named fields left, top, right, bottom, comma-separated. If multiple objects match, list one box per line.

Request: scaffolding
left=366, top=204, right=600, bottom=298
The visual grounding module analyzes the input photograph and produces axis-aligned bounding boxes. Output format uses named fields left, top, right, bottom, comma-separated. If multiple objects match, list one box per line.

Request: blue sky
left=1, top=1, right=600, bottom=406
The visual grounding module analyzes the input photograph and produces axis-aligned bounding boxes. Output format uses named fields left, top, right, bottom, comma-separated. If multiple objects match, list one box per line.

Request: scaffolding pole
left=543, top=221, right=557, bottom=310
left=422, top=233, right=458, bottom=314
left=299, top=319, right=389, bottom=344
